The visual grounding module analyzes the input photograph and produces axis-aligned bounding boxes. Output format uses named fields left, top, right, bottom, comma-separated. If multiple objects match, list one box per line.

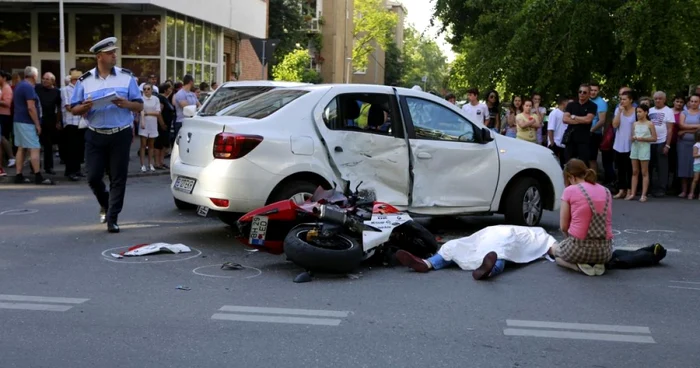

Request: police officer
left=70, top=37, right=143, bottom=233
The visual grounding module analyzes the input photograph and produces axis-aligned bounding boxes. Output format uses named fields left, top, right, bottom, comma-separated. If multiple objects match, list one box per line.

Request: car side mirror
left=481, top=127, right=493, bottom=143
left=183, top=105, right=197, bottom=118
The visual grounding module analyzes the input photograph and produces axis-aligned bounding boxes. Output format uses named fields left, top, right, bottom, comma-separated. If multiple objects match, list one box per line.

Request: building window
left=204, top=25, right=213, bottom=63
left=121, top=15, right=161, bottom=56
left=165, top=12, right=219, bottom=84
left=0, top=13, right=31, bottom=53
left=166, top=59, right=175, bottom=81
left=75, top=57, right=95, bottom=73
left=0, top=55, right=31, bottom=74
left=37, top=13, right=70, bottom=52
left=121, top=58, right=161, bottom=84
left=186, top=18, right=196, bottom=60
left=175, top=14, right=185, bottom=58
left=75, top=14, right=114, bottom=54
left=166, top=15, right=176, bottom=57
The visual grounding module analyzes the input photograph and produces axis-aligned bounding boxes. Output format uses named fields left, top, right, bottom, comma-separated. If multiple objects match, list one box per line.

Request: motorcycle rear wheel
left=284, top=225, right=363, bottom=274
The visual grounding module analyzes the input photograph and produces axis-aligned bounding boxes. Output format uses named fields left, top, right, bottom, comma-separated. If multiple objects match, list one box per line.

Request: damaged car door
left=312, top=88, right=411, bottom=206
left=401, top=96, right=499, bottom=212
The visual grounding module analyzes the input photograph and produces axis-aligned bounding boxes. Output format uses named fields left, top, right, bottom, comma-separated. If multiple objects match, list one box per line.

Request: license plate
left=174, top=176, right=196, bottom=194
left=196, top=206, right=210, bottom=217
left=248, top=215, right=269, bottom=246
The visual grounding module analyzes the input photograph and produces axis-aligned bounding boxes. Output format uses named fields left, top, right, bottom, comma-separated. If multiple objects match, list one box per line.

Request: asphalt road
left=1, top=176, right=698, bottom=368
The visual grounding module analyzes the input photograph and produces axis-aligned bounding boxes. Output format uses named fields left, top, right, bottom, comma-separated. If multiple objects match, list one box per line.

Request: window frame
left=400, top=96, right=485, bottom=144
left=322, top=92, right=405, bottom=139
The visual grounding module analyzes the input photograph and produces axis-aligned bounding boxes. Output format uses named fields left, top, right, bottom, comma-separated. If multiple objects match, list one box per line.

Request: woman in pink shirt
left=553, top=158, right=613, bottom=276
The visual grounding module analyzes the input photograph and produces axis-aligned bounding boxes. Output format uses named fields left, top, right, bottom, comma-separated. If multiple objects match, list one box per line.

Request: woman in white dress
left=139, top=83, right=162, bottom=172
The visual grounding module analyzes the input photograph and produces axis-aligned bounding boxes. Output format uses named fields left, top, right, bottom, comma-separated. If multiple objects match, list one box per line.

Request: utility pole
left=59, top=0, right=66, bottom=82
left=261, top=39, right=267, bottom=79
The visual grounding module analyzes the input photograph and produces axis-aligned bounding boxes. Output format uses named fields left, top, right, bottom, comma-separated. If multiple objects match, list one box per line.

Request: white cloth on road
left=437, top=225, right=556, bottom=270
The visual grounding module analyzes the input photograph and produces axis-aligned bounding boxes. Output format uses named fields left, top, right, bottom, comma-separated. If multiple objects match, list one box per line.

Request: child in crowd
left=627, top=104, right=657, bottom=202
left=688, top=130, right=700, bottom=198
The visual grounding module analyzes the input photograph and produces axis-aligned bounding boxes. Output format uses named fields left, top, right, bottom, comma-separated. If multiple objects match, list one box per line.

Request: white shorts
left=139, top=119, right=158, bottom=138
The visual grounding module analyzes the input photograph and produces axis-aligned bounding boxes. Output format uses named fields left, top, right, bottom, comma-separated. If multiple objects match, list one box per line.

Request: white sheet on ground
left=122, top=243, right=191, bottom=257
left=438, top=225, right=556, bottom=270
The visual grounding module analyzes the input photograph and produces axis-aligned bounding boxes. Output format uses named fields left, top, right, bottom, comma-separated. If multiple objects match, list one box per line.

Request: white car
left=183, top=80, right=312, bottom=118
left=170, top=84, right=564, bottom=227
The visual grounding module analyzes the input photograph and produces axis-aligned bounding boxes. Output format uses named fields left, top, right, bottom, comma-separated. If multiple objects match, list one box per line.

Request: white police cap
left=89, top=37, right=119, bottom=54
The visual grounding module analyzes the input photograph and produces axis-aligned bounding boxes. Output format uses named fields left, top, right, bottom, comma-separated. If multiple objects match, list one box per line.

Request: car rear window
left=198, top=86, right=274, bottom=116
left=224, top=89, right=309, bottom=119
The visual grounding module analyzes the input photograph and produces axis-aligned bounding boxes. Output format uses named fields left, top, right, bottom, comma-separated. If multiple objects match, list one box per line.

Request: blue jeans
left=427, top=254, right=506, bottom=277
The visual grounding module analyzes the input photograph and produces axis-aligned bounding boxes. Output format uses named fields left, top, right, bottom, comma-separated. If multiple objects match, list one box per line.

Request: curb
left=0, top=170, right=170, bottom=185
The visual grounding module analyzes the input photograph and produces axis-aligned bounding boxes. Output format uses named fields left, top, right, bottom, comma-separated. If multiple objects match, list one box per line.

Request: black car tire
left=503, top=177, right=543, bottom=226
left=284, top=225, right=363, bottom=274
left=267, top=181, right=319, bottom=205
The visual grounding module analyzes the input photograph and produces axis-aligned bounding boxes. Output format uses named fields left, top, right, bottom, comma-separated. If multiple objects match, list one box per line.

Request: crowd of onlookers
left=449, top=83, right=700, bottom=202
left=0, top=67, right=216, bottom=181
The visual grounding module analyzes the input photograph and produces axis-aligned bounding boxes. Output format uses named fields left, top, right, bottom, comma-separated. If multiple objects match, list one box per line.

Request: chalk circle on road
left=0, top=209, right=39, bottom=216
left=100, top=246, right=202, bottom=264
left=192, top=264, right=262, bottom=279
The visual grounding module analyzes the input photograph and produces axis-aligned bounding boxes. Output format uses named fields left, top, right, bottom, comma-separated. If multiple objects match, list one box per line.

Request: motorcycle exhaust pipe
left=313, top=204, right=348, bottom=225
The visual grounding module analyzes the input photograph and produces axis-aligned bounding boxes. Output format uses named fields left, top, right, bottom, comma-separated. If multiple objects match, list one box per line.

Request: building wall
left=237, top=38, right=266, bottom=81
left=390, top=3, right=405, bottom=49
left=320, top=0, right=354, bottom=84
left=4, top=0, right=269, bottom=39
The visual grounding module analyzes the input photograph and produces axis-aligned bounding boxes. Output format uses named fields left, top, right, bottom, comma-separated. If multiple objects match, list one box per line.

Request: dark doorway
left=40, top=60, right=61, bottom=83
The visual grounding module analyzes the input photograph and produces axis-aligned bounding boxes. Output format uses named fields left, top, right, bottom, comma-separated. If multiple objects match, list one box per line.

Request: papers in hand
left=88, top=91, right=119, bottom=110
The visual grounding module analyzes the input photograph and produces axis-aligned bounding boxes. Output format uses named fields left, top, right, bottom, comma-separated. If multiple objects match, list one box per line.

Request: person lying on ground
left=396, top=225, right=557, bottom=280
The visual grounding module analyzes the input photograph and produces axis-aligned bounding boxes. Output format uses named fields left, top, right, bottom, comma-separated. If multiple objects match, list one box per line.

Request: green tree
left=268, top=0, right=307, bottom=66
left=352, top=0, right=398, bottom=71
left=384, top=41, right=403, bottom=86
left=401, top=27, right=448, bottom=93
left=433, top=0, right=700, bottom=98
left=272, top=48, right=323, bottom=83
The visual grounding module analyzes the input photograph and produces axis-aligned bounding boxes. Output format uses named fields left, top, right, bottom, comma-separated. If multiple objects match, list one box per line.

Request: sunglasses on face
left=579, top=90, right=588, bottom=94
left=144, top=88, right=151, bottom=91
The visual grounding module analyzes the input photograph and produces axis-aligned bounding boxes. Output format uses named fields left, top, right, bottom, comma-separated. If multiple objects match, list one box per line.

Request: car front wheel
left=503, top=177, right=543, bottom=226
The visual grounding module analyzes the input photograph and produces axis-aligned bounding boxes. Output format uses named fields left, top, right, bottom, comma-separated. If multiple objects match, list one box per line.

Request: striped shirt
left=70, top=66, right=143, bottom=129
left=62, top=83, right=82, bottom=126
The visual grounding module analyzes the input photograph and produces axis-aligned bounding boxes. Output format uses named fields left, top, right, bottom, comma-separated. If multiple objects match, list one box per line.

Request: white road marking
left=212, top=305, right=351, bottom=326
left=0, top=294, right=89, bottom=304
left=218, top=305, right=350, bottom=318
left=211, top=313, right=343, bottom=326
left=0, top=302, right=73, bottom=312
left=668, top=286, right=700, bottom=291
left=504, top=320, right=655, bottom=344
left=505, top=320, right=651, bottom=334
left=504, top=328, right=656, bottom=344
left=0, top=294, right=89, bottom=312
left=670, top=280, right=700, bottom=285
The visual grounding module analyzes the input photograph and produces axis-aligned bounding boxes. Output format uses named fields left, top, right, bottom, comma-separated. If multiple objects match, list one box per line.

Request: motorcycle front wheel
left=284, top=225, right=364, bottom=274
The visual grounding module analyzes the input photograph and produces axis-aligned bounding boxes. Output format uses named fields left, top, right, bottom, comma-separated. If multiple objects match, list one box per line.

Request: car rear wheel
left=503, top=177, right=543, bottom=226
left=267, top=180, right=319, bottom=205
left=174, top=197, right=196, bottom=210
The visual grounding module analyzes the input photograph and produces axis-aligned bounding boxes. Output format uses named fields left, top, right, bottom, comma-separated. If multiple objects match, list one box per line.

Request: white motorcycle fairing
left=361, top=212, right=413, bottom=258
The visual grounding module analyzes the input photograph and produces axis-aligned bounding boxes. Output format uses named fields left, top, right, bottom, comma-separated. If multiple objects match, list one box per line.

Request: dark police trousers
left=62, top=125, right=86, bottom=176
left=85, top=126, right=132, bottom=223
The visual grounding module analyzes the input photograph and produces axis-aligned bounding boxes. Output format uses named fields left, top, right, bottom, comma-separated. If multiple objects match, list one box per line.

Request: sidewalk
left=0, top=141, right=170, bottom=184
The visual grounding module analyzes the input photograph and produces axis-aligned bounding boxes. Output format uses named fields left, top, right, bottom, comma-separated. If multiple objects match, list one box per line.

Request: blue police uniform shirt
left=70, top=66, right=143, bottom=129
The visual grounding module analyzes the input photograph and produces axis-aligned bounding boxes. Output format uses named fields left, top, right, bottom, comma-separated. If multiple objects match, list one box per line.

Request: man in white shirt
left=61, top=69, right=85, bottom=181
left=547, top=97, right=570, bottom=166
left=461, top=88, right=489, bottom=125
left=648, top=91, right=675, bottom=197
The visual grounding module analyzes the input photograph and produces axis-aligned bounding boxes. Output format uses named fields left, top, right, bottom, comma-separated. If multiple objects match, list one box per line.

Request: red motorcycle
left=236, top=182, right=438, bottom=274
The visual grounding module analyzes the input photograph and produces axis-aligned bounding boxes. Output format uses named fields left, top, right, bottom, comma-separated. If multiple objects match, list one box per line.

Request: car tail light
left=210, top=198, right=230, bottom=207
left=213, top=133, right=263, bottom=159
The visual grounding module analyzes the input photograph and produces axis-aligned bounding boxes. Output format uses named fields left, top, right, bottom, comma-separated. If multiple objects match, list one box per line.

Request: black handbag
left=562, top=127, right=573, bottom=145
